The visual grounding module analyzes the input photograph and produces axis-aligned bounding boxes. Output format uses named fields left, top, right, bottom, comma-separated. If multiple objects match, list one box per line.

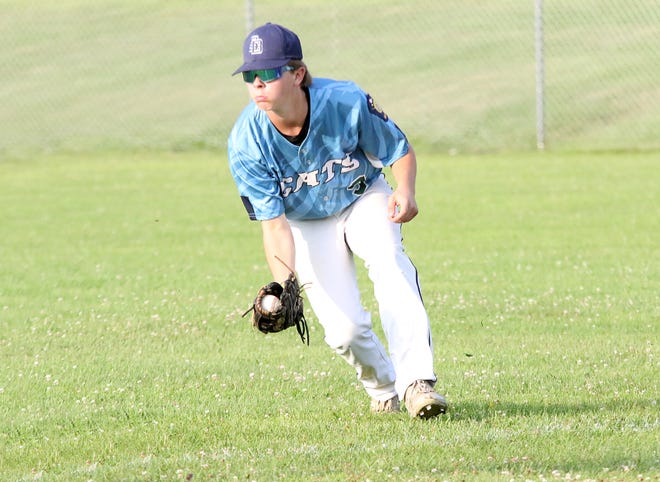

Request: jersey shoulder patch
left=366, top=94, right=389, bottom=121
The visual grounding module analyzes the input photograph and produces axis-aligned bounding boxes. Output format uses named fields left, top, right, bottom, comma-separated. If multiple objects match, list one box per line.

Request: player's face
left=245, top=68, right=301, bottom=112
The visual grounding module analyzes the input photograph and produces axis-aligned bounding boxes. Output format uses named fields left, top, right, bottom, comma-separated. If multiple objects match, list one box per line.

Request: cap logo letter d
left=248, top=35, right=264, bottom=55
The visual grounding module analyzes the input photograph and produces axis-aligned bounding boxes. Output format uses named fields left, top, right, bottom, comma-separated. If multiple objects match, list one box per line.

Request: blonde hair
left=287, top=60, right=313, bottom=88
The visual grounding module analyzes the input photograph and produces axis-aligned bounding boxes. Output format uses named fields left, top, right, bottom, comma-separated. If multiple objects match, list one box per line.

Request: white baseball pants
left=289, top=176, right=437, bottom=401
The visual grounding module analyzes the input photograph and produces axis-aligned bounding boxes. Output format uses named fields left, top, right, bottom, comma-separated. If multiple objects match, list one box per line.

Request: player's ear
left=293, top=66, right=306, bottom=86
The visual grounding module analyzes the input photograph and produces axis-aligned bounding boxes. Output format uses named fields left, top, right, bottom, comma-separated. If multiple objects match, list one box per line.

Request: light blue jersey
left=228, top=78, right=409, bottom=221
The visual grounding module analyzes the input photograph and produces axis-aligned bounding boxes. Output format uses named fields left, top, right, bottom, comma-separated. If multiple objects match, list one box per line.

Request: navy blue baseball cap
left=232, top=23, right=303, bottom=75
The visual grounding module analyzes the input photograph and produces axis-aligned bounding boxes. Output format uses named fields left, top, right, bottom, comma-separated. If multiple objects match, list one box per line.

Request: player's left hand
left=242, top=272, right=309, bottom=345
left=388, top=189, right=419, bottom=223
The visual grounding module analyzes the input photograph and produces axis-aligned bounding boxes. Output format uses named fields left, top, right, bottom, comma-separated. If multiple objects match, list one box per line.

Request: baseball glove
left=243, top=272, right=309, bottom=345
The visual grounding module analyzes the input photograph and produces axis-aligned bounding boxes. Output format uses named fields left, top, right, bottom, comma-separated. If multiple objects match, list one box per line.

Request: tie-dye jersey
left=228, top=77, right=409, bottom=221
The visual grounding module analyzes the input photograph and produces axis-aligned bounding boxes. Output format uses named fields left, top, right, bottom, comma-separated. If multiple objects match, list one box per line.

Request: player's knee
left=323, top=314, right=373, bottom=351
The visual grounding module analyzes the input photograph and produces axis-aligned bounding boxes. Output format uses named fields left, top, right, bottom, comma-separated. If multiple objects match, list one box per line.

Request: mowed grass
left=0, top=149, right=658, bottom=481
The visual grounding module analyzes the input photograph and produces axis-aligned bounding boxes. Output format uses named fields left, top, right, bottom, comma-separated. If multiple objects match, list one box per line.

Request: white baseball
left=260, top=294, right=281, bottom=312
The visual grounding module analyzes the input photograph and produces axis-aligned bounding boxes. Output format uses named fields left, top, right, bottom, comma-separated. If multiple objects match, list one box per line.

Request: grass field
left=0, top=149, right=657, bottom=481
left=1, top=1, right=658, bottom=480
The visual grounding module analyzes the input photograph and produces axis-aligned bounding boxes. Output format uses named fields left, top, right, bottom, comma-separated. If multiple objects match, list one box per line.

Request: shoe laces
left=408, top=379, right=434, bottom=397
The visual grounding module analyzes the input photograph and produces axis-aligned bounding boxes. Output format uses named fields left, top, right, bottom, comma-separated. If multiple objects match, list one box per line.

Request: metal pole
left=534, top=0, right=546, bottom=150
left=245, top=0, right=254, bottom=32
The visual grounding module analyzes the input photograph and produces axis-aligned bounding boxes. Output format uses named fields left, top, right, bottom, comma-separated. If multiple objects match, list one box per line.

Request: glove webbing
left=280, top=275, right=309, bottom=345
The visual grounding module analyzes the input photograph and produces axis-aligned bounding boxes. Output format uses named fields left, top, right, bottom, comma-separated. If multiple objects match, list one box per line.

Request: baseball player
left=228, top=23, right=447, bottom=418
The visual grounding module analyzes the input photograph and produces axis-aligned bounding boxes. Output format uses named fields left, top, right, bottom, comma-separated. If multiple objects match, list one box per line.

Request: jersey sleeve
left=228, top=129, right=285, bottom=221
left=356, top=92, right=409, bottom=168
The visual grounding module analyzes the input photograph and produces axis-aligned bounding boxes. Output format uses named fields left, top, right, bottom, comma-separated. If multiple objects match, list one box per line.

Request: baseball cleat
left=404, top=380, right=448, bottom=419
left=370, top=394, right=400, bottom=414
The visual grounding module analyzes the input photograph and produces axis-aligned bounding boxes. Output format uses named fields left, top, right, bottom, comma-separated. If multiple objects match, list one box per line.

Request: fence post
left=245, top=0, right=254, bottom=32
left=535, top=0, right=546, bottom=150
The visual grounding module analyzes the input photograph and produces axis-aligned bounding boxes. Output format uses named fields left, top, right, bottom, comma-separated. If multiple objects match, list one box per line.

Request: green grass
left=1, top=2, right=657, bottom=479
left=1, top=149, right=658, bottom=481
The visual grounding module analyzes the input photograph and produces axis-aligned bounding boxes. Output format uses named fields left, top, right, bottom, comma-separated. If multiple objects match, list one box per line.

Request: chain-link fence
left=1, top=0, right=658, bottom=157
